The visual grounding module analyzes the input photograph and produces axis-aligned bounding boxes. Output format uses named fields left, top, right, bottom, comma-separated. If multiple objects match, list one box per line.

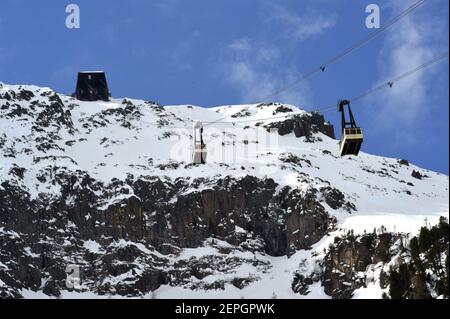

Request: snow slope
left=0, top=82, right=448, bottom=299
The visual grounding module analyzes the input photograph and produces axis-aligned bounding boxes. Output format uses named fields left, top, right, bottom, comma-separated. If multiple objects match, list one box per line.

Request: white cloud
left=227, top=38, right=252, bottom=54
left=214, top=3, right=337, bottom=106
left=0, top=47, right=11, bottom=74
left=367, top=1, right=447, bottom=145
left=165, top=31, right=201, bottom=71
left=218, top=38, right=312, bottom=107
left=210, top=1, right=346, bottom=108
left=154, top=0, right=182, bottom=17
left=94, top=18, right=136, bottom=45
left=51, top=65, right=77, bottom=82
left=226, top=38, right=280, bottom=63
left=267, top=3, right=337, bottom=41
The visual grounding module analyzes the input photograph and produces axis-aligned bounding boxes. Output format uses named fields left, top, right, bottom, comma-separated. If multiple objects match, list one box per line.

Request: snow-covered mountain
left=0, top=82, right=448, bottom=299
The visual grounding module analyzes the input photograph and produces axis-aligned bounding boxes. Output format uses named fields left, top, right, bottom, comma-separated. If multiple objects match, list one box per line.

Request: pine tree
left=389, top=264, right=411, bottom=299
left=410, top=237, right=420, bottom=262
left=419, top=226, right=432, bottom=252
left=438, top=217, right=449, bottom=241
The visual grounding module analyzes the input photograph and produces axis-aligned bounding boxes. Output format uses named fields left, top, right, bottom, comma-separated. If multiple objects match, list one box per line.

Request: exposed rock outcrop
left=301, top=218, right=450, bottom=299
left=0, top=172, right=348, bottom=297
left=264, top=112, right=335, bottom=140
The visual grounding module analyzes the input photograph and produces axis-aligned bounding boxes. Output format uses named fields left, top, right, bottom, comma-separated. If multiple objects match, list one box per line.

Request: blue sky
left=0, top=0, right=448, bottom=173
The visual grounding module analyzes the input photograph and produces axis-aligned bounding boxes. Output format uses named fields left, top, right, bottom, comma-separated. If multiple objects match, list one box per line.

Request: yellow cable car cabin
left=338, top=100, right=363, bottom=156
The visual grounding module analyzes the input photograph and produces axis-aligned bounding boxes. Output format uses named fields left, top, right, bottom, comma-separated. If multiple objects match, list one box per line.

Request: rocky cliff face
left=292, top=218, right=449, bottom=299
left=264, top=110, right=335, bottom=141
left=0, top=83, right=448, bottom=299
left=327, top=219, right=449, bottom=299
left=1, top=171, right=348, bottom=297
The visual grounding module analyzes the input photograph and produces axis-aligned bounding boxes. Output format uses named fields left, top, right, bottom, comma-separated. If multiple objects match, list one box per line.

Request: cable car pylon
left=192, top=121, right=207, bottom=164
left=338, top=100, right=363, bottom=156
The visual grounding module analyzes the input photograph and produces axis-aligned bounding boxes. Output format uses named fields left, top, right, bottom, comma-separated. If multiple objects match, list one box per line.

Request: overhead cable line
left=350, top=51, right=449, bottom=104
left=319, top=0, right=428, bottom=71
left=202, top=51, right=449, bottom=125
left=317, top=50, right=449, bottom=112
left=205, top=0, right=429, bottom=127
left=257, top=0, right=428, bottom=103
left=138, top=50, right=447, bottom=128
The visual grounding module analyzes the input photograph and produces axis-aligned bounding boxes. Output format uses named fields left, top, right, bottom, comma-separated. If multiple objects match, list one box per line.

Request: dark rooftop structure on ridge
left=74, top=71, right=111, bottom=102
